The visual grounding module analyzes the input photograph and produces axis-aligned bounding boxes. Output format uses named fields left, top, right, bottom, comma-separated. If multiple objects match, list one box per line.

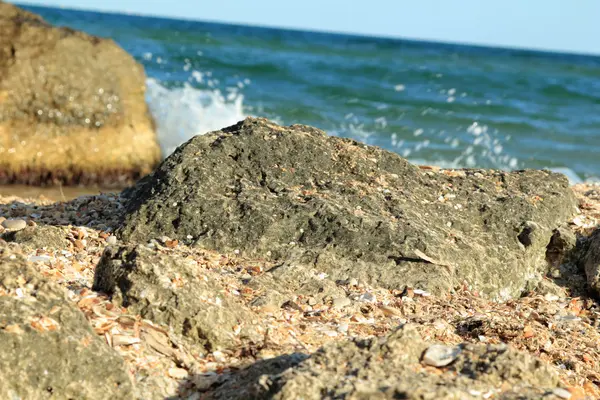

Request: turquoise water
left=23, top=4, right=600, bottom=182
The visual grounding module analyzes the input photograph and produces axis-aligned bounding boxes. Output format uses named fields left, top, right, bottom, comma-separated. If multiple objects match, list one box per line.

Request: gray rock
left=578, top=228, right=600, bottom=297
left=93, top=245, right=262, bottom=351
left=0, top=249, right=134, bottom=399
left=546, top=226, right=577, bottom=267
left=119, top=117, right=576, bottom=299
left=1, top=218, right=26, bottom=231
left=1, top=225, right=69, bottom=249
left=206, top=324, right=562, bottom=400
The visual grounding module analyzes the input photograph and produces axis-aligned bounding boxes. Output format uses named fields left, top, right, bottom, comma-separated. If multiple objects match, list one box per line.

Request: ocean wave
left=146, top=77, right=246, bottom=156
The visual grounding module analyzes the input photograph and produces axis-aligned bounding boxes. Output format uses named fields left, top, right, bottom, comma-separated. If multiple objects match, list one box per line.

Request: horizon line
left=13, top=0, right=600, bottom=58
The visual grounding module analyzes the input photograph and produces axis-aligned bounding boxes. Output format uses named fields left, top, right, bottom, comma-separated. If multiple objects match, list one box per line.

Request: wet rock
left=120, top=117, right=576, bottom=299
left=93, top=245, right=262, bottom=351
left=0, top=3, right=160, bottom=185
left=1, top=225, right=69, bottom=250
left=207, top=324, right=563, bottom=400
left=0, top=249, right=134, bottom=399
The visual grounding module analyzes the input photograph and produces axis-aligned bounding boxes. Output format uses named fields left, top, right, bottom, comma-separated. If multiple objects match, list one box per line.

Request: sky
left=13, top=0, right=600, bottom=55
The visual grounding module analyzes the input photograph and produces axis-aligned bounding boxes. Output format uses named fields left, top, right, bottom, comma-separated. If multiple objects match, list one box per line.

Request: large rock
left=0, top=2, right=160, bottom=185
left=0, top=248, right=135, bottom=399
left=207, top=324, right=564, bottom=399
left=93, top=245, right=262, bottom=351
left=120, top=117, right=576, bottom=299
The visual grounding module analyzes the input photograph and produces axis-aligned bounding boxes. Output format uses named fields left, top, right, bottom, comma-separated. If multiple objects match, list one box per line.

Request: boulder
left=0, top=248, right=134, bottom=399
left=207, top=324, right=564, bottom=399
left=93, top=245, right=262, bottom=351
left=120, top=117, right=576, bottom=299
left=0, top=2, right=160, bottom=185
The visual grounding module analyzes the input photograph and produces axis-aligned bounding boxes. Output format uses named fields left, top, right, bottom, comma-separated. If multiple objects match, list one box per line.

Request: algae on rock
left=120, top=117, right=576, bottom=299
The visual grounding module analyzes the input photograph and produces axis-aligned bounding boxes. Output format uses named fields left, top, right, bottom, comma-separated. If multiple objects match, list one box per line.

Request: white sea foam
left=144, top=75, right=583, bottom=184
left=146, top=76, right=246, bottom=157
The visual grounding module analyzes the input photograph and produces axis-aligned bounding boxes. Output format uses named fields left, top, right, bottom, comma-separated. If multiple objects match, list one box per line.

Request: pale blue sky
left=15, top=0, right=600, bottom=55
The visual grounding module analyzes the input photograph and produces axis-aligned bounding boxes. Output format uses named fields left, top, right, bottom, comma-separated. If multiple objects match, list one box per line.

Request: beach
left=2, top=2, right=600, bottom=399
left=1, top=180, right=599, bottom=398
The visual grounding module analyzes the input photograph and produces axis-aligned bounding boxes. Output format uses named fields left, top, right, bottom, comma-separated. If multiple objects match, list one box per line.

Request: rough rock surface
left=207, top=324, right=565, bottom=400
left=1, top=225, right=70, bottom=250
left=0, top=248, right=134, bottom=399
left=0, top=2, right=160, bottom=185
left=93, top=244, right=262, bottom=351
left=120, top=117, right=576, bottom=299
left=246, top=262, right=347, bottom=308
left=579, top=228, right=600, bottom=297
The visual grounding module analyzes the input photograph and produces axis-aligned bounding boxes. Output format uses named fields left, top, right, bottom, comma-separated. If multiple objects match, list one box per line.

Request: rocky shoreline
left=1, top=118, right=600, bottom=399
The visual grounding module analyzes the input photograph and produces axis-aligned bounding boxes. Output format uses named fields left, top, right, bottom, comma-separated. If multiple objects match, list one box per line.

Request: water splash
left=146, top=76, right=246, bottom=157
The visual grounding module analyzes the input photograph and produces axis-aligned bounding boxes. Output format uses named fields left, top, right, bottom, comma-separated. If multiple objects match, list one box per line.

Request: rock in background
left=120, top=117, right=576, bottom=300
left=0, top=248, right=135, bottom=399
left=0, top=2, right=160, bottom=186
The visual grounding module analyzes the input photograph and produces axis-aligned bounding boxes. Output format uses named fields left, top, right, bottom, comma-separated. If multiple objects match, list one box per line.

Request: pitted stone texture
left=120, top=117, right=576, bottom=299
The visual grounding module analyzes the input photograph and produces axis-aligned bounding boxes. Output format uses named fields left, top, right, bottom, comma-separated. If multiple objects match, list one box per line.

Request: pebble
left=552, top=388, right=572, bottom=399
left=421, top=344, right=462, bottom=367
left=332, top=297, right=352, bottom=309
left=106, top=235, right=117, bottom=245
left=167, top=367, right=189, bottom=380
left=28, top=255, right=52, bottom=263
left=1, top=219, right=27, bottom=231
left=358, top=292, right=377, bottom=303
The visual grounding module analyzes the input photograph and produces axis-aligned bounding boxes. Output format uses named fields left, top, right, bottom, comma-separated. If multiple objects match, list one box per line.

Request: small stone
left=26, top=220, right=37, bottom=227
left=552, top=388, right=572, bottom=399
left=1, top=219, right=27, bottom=231
left=332, top=297, right=352, bottom=309
left=212, top=351, right=226, bottom=363
left=168, top=367, right=189, bottom=380
left=421, top=344, right=462, bottom=367
left=158, top=236, right=171, bottom=244
left=358, top=292, right=377, bottom=303
left=106, top=235, right=117, bottom=245
left=348, top=278, right=358, bottom=287
left=307, top=297, right=317, bottom=306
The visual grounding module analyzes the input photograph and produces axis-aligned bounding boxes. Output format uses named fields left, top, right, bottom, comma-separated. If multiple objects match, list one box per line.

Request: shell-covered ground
left=0, top=182, right=599, bottom=399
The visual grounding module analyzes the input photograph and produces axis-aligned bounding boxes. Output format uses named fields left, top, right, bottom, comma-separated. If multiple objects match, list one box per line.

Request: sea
left=20, top=4, right=600, bottom=184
